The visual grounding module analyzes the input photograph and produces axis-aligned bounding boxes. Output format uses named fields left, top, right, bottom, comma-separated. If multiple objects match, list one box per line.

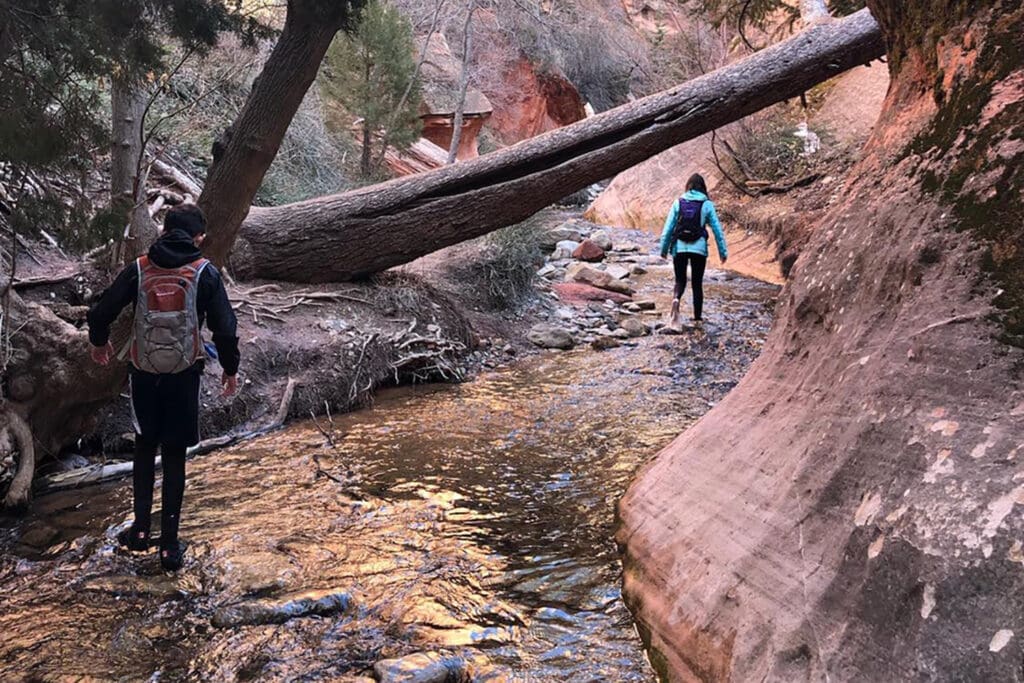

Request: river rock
left=373, top=652, right=467, bottom=683
left=605, top=264, right=631, bottom=280
left=551, top=240, right=580, bottom=260
left=572, top=239, right=606, bottom=262
left=613, top=242, right=640, bottom=252
left=592, top=337, right=620, bottom=351
left=590, top=229, right=613, bottom=250
left=211, top=589, right=353, bottom=629
left=551, top=282, right=632, bottom=305
left=566, top=264, right=632, bottom=295
left=541, top=224, right=583, bottom=249
left=527, top=324, right=574, bottom=350
left=619, top=317, right=649, bottom=338
left=630, top=264, right=648, bottom=276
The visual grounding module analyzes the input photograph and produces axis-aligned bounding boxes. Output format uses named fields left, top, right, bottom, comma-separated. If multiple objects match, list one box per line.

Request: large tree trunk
left=111, top=76, right=156, bottom=260
left=230, top=8, right=884, bottom=282
left=198, top=0, right=355, bottom=267
left=617, top=2, right=1024, bottom=681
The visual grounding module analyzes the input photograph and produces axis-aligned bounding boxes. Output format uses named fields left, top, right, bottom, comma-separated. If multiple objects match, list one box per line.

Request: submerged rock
left=373, top=652, right=470, bottom=683
left=619, top=317, right=649, bottom=338
left=527, top=324, right=574, bottom=350
left=211, top=589, right=353, bottom=629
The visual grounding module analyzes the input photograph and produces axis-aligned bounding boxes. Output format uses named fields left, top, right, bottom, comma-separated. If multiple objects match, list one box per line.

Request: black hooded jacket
left=86, top=230, right=240, bottom=376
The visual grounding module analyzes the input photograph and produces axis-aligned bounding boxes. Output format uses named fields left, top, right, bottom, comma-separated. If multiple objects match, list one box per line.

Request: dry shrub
left=455, top=217, right=545, bottom=310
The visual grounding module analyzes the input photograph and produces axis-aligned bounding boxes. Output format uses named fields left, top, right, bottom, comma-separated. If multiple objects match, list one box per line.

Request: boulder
left=527, top=324, right=574, bottom=350
left=572, top=239, right=606, bottom=262
left=566, top=264, right=632, bottom=295
left=590, top=229, right=613, bottom=251
left=551, top=282, right=632, bottom=305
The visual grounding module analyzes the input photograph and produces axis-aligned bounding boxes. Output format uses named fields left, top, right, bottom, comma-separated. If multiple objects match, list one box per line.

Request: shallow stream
left=0, top=271, right=776, bottom=681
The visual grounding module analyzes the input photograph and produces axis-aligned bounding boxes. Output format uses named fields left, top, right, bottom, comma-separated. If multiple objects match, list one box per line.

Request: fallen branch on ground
left=35, top=378, right=298, bottom=495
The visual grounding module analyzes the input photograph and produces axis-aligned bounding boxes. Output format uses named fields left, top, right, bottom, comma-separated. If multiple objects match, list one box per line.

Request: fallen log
left=230, top=9, right=884, bottom=283
left=34, top=378, right=298, bottom=495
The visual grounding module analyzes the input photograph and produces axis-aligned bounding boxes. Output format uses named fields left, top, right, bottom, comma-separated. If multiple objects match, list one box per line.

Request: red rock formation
left=482, top=57, right=587, bottom=144
left=618, top=3, right=1024, bottom=680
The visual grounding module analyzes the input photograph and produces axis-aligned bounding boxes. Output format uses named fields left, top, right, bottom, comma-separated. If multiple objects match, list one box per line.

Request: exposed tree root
left=1, top=406, right=35, bottom=510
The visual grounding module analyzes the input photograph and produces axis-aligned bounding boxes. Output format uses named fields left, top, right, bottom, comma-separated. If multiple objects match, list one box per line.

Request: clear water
left=0, top=273, right=776, bottom=681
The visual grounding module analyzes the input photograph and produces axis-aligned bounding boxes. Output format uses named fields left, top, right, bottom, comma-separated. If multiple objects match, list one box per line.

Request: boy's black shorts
left=129, top=363, right=203, bottom=447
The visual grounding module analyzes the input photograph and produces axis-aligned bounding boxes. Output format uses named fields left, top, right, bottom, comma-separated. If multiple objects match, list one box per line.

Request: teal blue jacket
left=659, top=190, right=727, bottom=260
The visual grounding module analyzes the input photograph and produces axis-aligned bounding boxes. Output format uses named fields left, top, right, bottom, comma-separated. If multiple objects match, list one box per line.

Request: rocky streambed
left=0, top=224, right=778, bottom=681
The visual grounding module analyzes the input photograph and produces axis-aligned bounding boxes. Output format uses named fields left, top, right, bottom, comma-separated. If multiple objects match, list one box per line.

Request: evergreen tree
left=0, top=0, right=256, bottom=246
left=322, top=0, right=422, bottom=179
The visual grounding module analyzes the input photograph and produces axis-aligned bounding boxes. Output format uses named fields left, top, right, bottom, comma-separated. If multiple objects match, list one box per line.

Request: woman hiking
left=659, top=173, right=728, bottom=328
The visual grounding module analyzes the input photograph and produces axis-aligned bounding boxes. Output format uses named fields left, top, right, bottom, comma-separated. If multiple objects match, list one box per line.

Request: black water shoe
left=117, top=527, right=150, bottom=552
left=160, top=540, right=187, bottom=572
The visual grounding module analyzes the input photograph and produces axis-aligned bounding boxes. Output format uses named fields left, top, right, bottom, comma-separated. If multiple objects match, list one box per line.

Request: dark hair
left=685, top=173, right=710, bottom=199
left=164, top=204, right=207, bottom=236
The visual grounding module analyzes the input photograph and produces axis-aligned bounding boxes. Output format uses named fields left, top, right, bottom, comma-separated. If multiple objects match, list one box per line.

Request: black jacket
left=86, top=230, right=240, bottom=376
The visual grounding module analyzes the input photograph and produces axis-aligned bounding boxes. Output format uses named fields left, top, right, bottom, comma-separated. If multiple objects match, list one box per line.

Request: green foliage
left=828, top=0, right=866, bottom=16
left=466, top=218, right=545, bottom=310
left=321, top=0, right=422, bottom=178
left=0, top=0, right=255, bottom=247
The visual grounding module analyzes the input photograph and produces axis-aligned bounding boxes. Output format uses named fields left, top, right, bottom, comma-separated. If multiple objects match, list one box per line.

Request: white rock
left=590, top=229, right=613, bottom=250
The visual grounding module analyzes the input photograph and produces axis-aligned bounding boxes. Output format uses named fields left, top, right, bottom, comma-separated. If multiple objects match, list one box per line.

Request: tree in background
left=694, top=0, right=866, bottom=46
left=322, top=0, right=422, bottom=178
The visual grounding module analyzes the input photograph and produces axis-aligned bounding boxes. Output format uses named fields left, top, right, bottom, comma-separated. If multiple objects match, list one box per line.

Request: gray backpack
left=130, top=255, right=208, bottom=374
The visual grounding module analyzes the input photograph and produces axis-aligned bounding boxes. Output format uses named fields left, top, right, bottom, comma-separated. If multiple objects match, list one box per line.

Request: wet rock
left=605, top=264, right=630, bottom=280
left=630, top=264, right=648, bottom=276
left=373, top=652, right=469, bottom=683
left=619, top=317, right=649, bottom=338
left=571, top=239, right=605, bottom=262
left=590, top=230, right=613, bottom=251
left=591, top=337, right=620, bottom=351
left=613, top=242, right=640, bottom=252
left=211, top=589, right=353, bottom=629
left=633, top=300, right=657, bottom=311
left=565, top=264, right=632, bottom=295
left=527, top=324, right=574, bottom=350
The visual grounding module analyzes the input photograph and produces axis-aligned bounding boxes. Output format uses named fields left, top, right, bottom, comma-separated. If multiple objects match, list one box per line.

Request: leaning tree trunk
left=111, top=75, right=156, bottom=260
left=230, top=8, right=884, bottom=282
left=198, top=0, right=356, bottom=267
left=617, top=1, right=1024, bottom=681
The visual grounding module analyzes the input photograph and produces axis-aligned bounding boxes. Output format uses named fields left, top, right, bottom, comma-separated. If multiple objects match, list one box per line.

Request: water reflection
left=0, top=274, right=776, bottom=681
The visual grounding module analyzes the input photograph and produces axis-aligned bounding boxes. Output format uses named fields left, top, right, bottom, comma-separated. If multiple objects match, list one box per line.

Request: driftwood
left=2, top=408, right=36, bottom=509
left=35, top=378, right=298, bottom=495
left=150, top=158, right=203, bottom=198
left=228, top=9, right=884, bottom=282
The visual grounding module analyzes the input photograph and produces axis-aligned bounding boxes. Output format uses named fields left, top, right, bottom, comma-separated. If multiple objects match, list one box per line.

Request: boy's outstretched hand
left=221, top=373, right=238, bottom=398
left=91, top=342, right=115, bottom=366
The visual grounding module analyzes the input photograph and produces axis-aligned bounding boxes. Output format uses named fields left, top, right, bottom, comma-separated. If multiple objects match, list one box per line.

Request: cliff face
left=617, top=2, right=1024, bottom=680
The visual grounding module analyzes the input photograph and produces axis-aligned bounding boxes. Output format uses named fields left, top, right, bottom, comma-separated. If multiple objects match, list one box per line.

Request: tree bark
left=111, top=76, right=156, bottom=260
left=446, top=3, right=476, bottom=165
left=229, top=8, right=884, bottom=282
left=198, top=0, right=352, bottom=267
left=617, top=2, right=1024, bottom=680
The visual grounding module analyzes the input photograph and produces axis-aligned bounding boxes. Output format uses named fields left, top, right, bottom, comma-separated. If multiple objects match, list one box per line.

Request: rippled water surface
left=0, top=273, right=776, bottom=681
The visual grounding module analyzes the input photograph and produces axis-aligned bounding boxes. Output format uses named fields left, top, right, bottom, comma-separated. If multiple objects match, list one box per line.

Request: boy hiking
left=87, top=205, right=239, bottom=571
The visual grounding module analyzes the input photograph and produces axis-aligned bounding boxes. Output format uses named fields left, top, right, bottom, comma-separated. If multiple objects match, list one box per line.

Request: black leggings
left=672, top=253, right=707, bottom=320
left=133, top=437, right=187, bottom=546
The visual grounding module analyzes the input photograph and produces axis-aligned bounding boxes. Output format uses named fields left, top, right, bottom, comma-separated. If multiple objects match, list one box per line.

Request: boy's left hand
left=221, top=373, right=238, bottom=398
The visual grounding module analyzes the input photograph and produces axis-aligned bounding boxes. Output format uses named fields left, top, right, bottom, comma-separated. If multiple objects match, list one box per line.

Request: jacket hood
left=148, top=229, right=204, bottom=268
left=683, top=190, right=709, bottom=201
